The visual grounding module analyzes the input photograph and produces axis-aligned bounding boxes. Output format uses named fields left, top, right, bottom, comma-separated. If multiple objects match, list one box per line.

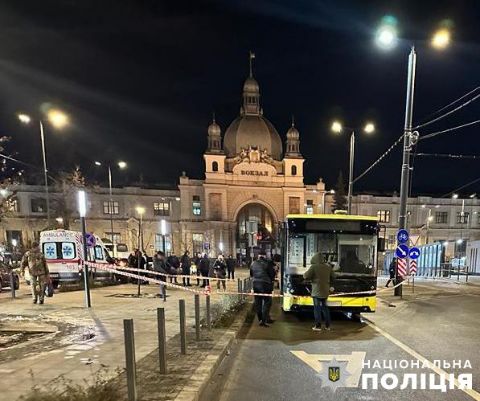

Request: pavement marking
left=365, top=319, right=480, bottom=400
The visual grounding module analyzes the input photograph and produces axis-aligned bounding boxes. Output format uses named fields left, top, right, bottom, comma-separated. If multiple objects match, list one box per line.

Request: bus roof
left=286, top=213, right=378, bottom=222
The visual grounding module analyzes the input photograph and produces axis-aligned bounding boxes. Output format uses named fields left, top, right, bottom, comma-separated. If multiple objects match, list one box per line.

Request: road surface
left=205, top=281, right=480, bottom=401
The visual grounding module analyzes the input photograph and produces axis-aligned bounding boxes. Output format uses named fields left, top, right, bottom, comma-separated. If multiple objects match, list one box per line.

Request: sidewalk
left=0, top=271, right=248, bottom=401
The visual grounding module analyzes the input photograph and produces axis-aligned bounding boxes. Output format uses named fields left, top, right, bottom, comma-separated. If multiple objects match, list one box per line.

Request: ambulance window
left=94, top=245, right=104, bottom=260
left=61, top=242, right=76, bottom=260
left=43, top=242, right=58, bottom=259
left=87, top=247, right=95, bottom=262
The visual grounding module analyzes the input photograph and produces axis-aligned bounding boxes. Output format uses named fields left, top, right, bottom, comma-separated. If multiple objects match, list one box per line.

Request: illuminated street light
left=0, top=188, right=8, bottom=197
left=443, top=241, right=449, bottom=247
left=331, top=121, right=342, bottom=133
left=375, top=25, right=397, bottom=50
left=77, top=189, right=91, bottom=308
left=457, top=239, right=463, bottom=245
left=431, top=29, right=451, bottom=49
left=452, top=194, right=459, bottom=199
left=94, top=161, right=102, bottom=166
left=47, top=109, right=69, bottom=129
left=17, top=113, right=31, bottom=124
left=118, top=161, right=127, bottom=169
left=364, top=122, right=375, bottom=134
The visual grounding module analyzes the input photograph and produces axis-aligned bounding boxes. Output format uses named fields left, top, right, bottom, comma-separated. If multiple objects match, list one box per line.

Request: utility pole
left=347, top=131, right=355, bottom=214
left=396, top=47, right=417, bottom=297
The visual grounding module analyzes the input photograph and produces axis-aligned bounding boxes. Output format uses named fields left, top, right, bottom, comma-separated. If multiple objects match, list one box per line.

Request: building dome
left=243, top=77, right=260, bottom=93
left=223, top=115, right=283, bottom=160
left=286, top=125, right=300, bottom=140
left=208, top=120, right=221, bottom=137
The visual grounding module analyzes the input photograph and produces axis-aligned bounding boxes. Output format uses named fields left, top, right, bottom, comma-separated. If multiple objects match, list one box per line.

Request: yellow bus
left=281, top=214, right=382, bottom=313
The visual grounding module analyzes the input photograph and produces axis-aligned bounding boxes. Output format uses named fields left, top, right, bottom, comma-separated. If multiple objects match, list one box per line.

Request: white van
left=104, top=242, right=130, bottom=260
left=40, top=230, right=113, bottom=288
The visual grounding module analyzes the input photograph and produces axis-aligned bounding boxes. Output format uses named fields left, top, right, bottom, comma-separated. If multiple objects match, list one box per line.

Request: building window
left=291, top=165, right=297, bottom=176
left=103, top=201, right=119, bottom=215
left=377, top=210, right=391, bottom=223
left=456, top=212, right=469, bottom=224
left=212, top=161, right=218, bottom=172
left=435, top=211, right=448, bottom=224
left=31, top=198, right=47, bottom=213
left=306, top=199, right=314, bottom=215
left=6, top=230, right=22, bottom=248
left=289, top=197, right=300, bottom=214
left=155, top=233, right=170, bottom=253
left=192, top=195, right=202, bottom=216
left=104, top=232, right=122, bottom=244
left=153, top=201, right=170, bottom=216
left=192, top=233, right=204, bottom=253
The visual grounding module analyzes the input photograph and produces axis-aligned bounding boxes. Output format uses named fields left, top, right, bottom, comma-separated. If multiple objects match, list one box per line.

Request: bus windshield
left=287, top=232, right=376, bottom=276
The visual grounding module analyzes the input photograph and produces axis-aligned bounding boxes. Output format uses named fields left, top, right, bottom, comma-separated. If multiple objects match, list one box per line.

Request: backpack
left=26, top=251, right=47, bottom=276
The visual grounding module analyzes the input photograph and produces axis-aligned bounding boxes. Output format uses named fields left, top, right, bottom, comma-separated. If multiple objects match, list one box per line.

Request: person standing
left=226, top=254, right=236, bottom=280
left=193, top=252, right=201, bottom=286
left=250, top=251, right=276, bottom=327
left=199, top=253, right=210, bottom=288
left=21, top=242, right=49, bottom=305
left=213, top=255, right=227, bottom=290
left=386, top=257, right=397, bottom=287
left=304, top=253, right=334, bottom=331
left=153, top=251, right=168, bottom=298
left=180, top=250, right=192, bottom=286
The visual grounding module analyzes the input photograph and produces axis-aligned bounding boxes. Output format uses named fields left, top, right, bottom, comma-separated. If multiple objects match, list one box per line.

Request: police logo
left=328, top=366, right=340, bottom=382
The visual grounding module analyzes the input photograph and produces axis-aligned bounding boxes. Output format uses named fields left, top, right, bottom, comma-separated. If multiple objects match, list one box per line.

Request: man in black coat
left=386, top=257, right=397, bottom=287
left=226, top=255, right=236, bottom=280
left=180, top=250, right=191, bottom=286
left=250, top=251, right=276, bottom=327
left=199, top=253, right=210, bottom=288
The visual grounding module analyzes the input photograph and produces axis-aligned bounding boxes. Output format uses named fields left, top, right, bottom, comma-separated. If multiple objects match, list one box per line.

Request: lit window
left=103, top=201, right=119, bottom=215
left=456, top=212, right=469, bottom=224
left=435, top=212, right=448, bottom=224
left=306, top=199, right=314, bottom=215
left=153, top=201, right=170, bottom=216
left=377, top=210, right=391, bottom=223
left=192, top=195, right=201, bottom=216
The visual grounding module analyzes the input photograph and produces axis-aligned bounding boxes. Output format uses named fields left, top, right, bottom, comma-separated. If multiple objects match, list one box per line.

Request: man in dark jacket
left=199, top=253, right=210, bottom=288
left=226, top=255, right=236, bottom=280
left=153, top=251, right=168, bottom=299
left=180, top=250, right=191, bottom=286
left=304, top=253, right=334, bottom=331
left=250, top=251, right=276, bottom=327
left=386, top=257, right=397, bottom=287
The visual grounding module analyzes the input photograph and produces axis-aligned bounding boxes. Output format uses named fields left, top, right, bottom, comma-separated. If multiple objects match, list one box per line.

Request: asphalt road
left=205, top=282, right=480, bottom=401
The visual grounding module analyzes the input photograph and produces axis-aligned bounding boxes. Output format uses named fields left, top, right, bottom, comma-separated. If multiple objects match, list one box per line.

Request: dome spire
left=291, top=114, right=295, bottom=127
left=207, top=114, right=222, bottom=154
left=249, top=51, right=255, bottom=77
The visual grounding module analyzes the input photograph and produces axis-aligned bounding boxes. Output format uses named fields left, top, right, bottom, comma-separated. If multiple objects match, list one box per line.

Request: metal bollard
left=206, top=294, right=211, bottom=331
left=239, top=280, right=244, bottom=303
left=10, top=271, right=16, bottom=299
left=243, top=278, right=247, bottom=301
left=157, top=308, right=167, bottom=374
left=162, top=283, right=167, bottom=302
left=237, top=278, right=241, bottom=302
left=194, top=294, right=200, bottom=341
left=179, top=299, right=187, bottom=354
left=123, top=319, right=137, bottom=401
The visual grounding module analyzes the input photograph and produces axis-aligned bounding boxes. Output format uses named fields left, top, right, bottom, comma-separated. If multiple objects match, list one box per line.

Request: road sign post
left=394, top=230, right=410, bottom=297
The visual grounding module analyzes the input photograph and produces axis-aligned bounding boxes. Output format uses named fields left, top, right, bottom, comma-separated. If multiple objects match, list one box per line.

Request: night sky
left=0, top=0, right=479, bottom=195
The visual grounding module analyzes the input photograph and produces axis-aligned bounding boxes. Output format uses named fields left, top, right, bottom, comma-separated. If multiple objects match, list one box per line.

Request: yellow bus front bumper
left=282, top=294, right=376, bottom=313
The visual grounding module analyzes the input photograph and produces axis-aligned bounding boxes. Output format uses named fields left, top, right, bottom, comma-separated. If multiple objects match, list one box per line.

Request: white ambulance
left=39, top=230, right=114, bottom=288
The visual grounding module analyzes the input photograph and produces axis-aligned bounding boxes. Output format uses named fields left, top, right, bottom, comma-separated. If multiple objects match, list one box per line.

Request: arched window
left=291, top=165, right=297, bottom=176
left=212, top=161, right=219, bottom=172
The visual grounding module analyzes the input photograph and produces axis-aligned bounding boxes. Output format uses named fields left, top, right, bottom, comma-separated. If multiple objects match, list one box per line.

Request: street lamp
left=135, top=206, right=146, bottom=297
left=160, top=218, right=167, bottom=253
left=77, top=190, right=91, bottom=308
left=331, top=120, right=375, bottom=214
left=17, top=108, right=69, bottom=226
left=94, top=160, right=127, bottom=253
left=431, top=29, right=451, bottom=50
left=375, top=25, right=398, bottom=50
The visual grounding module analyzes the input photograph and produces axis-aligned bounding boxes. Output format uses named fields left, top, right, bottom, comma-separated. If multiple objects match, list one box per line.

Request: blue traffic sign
left=395, top=244, right=409, bottom=259
left=397, top=229, right=409, bottom=244
left=409, top=247, right=421, bottom=260
left=85, top=233, right=96, bottom=248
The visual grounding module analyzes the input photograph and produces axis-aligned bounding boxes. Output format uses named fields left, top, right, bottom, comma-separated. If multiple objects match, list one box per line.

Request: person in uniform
left=21, top=242, right=49, bottom=304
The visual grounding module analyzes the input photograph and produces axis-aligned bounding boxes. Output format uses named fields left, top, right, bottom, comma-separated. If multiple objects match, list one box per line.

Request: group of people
left=151, top=251, right=237, bottom=289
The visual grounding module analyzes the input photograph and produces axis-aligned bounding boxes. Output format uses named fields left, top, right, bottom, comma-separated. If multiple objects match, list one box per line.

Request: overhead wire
left=413, top=87, right=480, bottom=130
left=419, top=119, right=480, bottom=141
left=440, top=176, right=480, bottom=198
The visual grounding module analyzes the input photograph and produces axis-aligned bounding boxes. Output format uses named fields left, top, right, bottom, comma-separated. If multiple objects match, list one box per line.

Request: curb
left=173, top=301, right=252, bottom=401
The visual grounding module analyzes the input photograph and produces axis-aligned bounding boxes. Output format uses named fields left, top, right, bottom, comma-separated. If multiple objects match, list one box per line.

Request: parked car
left=0, top=262, right=20, bottom=291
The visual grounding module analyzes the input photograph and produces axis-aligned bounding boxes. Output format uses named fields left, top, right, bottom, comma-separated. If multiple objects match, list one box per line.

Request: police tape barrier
left=89, top=262, right=209, bottom=295
left=115, top=265, right=236, bottom=282
left=88, top=261, right=411, bottom=300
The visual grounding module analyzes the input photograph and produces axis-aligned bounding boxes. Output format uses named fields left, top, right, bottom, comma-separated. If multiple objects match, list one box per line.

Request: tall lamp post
left=94, top=160, right=127, bottom=253
left=375, top=23, right=451, bottom=296
left=331, top=121, right=375, bottom=214
left=78, top=190, right=91, bottom=308
left=160, top=219, right=167, bottom=254
left=18, top=109, right=69, bottom=226
left=135, top=206, right=145, bottom=297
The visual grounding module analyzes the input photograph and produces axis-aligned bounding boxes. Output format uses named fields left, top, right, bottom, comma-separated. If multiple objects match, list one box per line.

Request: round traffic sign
left=409, top=247, right=421, bottom=260
left=395, top=244, right=409, bottom=259
left=85, top=233, right=96, bottom=248
left=397, top=229, right=409, bottom=244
